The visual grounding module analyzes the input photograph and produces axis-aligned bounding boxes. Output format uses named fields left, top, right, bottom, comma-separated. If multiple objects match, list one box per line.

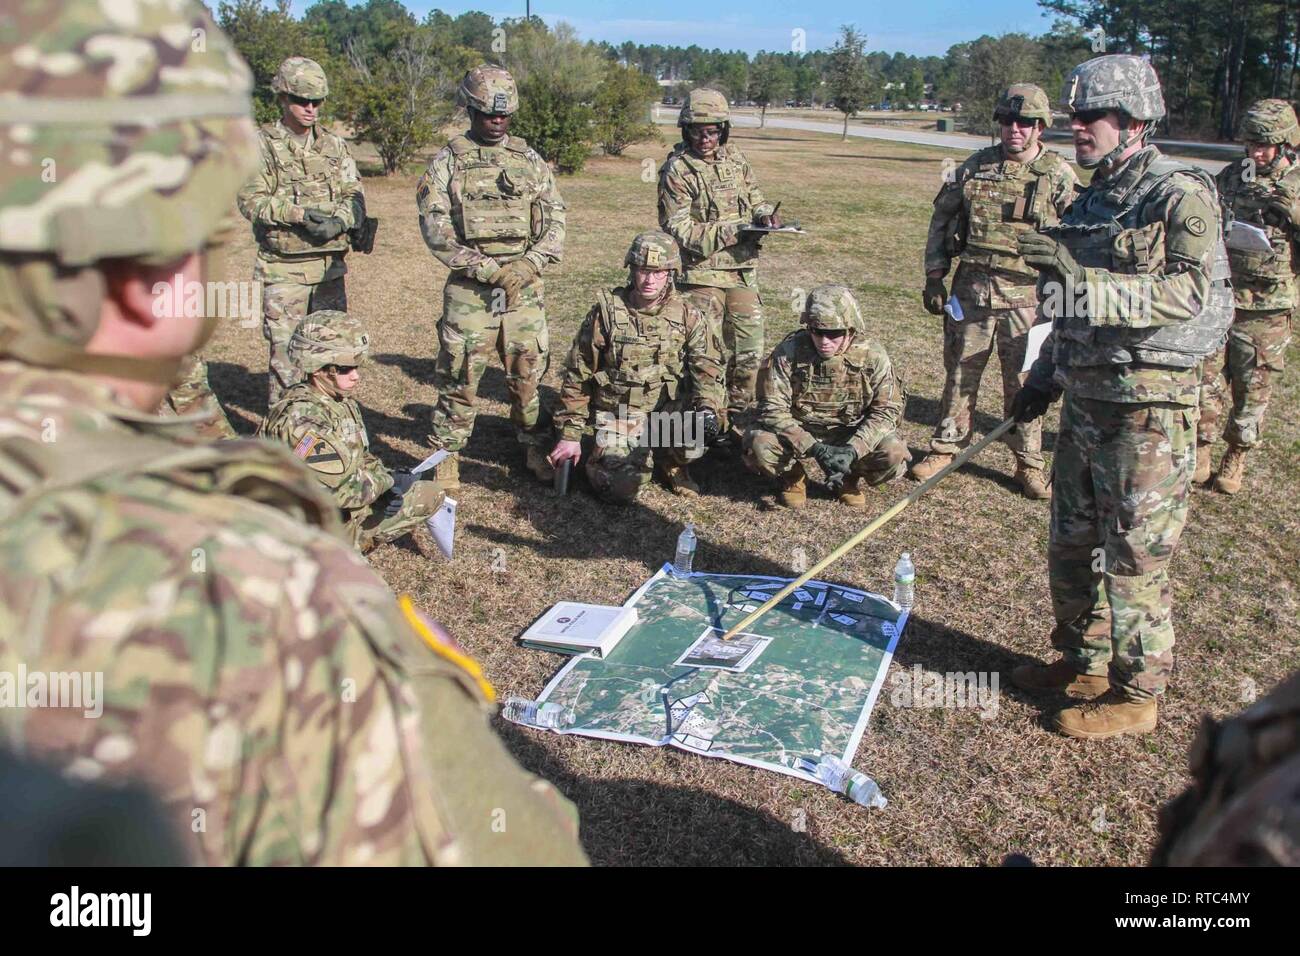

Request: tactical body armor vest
left=447, top=134, right=547, bottom=260
left=265, top=384, right=371, bottom=482
left=589, top=290, right=696, bottom=413
left=1044, top=155, right=1234, bottom=369
left=960, top=149, right=1063, bottom=280
left=254, top=123, right=354, bottom=257
left=1220, top=164, right=1300, bottom=289
left=668, top=144, right=760, bottom=271
left=785, top=332, right=875, bottom=428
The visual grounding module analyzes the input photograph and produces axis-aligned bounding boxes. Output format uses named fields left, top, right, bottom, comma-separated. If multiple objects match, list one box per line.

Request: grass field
left=206, top=123, right=1300, bottom=866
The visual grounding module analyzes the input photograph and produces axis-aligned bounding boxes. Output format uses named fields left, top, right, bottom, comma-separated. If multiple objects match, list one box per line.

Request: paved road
left=653, top=106, right=1233, bottom=174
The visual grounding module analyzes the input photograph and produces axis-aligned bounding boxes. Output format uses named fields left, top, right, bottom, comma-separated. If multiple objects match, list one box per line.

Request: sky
left=291, top=1, right=1064, bottom=58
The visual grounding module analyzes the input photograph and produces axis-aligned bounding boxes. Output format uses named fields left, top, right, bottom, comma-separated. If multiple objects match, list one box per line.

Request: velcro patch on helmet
left=493, top=93, right=508, bottom=112
left=645, top=248, right=662, bottom=267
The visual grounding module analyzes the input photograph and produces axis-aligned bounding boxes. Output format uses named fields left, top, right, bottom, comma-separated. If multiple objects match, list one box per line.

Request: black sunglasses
left=327, top=364, right=358, bottom=374
left=288, top=94, right=324, bottom=108
left=810, top=328, right=848, bottom=340
left=1070, top=108, right=1110, bottom=124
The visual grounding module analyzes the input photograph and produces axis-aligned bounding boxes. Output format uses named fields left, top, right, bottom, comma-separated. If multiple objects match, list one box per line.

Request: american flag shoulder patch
left=293, top=433, right=318, bottom=459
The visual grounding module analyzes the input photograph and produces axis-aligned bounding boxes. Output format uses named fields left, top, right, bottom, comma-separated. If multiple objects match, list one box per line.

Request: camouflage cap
left=624, top=231, right=682, bottom=271
left=1240, top=99, right=1300, bottom=147
left=1061, top=54, right=1166, bottom=121
left=272, top=56, right=329, bottom=99
left=458, top=65, right=518, bottom=116
left=994, top=84, right=1052, bottom=124
left=801, top=284, right=864, bottom=333
left=679, top=89, right=730, bottom=126
left=290, top=310, right=370, bottom=376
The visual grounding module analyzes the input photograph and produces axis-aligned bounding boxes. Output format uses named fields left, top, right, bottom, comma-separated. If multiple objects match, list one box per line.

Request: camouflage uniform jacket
left=1027, top=147, right=1226, bottom=406
left=657, top=142, right=775, bottom=288
left=924, top=144, right=1079, bottom=309
left=415, top=132, right=566, bottom=283
left=0, top=363, right=564, bottom=866
left=756, top=330, right=905, bottom=458
left=236, top=120, right=363, bottom=262
left=554, top=288, right=725, bottom=441
left=1215, top=159, right=1300, bottom=310
left=260, top=381, right=393, bottom=518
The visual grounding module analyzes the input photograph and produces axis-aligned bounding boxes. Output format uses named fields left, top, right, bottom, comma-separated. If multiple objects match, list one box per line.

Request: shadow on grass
left=207, top=360, right=269, bottom=432
left=905, top=392, right=1058, bottom=453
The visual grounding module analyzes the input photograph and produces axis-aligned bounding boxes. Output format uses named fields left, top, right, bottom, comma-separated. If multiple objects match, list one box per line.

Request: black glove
left=303, top=208, right=347, bottom=242
left=390, top=470, right=418, bottom=496
left=1017, top=232, right=1085, bottom=285
left=923, top=276, right=947, bottom=316
left=1010, top=383, right=1055, bottom=425
left=811, top=442, right=856, bottom=481
left=383, top=492, right=404, bottom=518
left=698, top=407, right=721, bottom=444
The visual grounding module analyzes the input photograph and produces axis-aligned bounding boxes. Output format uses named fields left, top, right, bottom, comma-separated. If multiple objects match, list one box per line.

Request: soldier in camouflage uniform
left=1010, top=56, right=1234, bottom=738
left=237, top=57, right=363, bottom=405
left=0, top=2, right=586, bottom=866
left=745, top=285, right=910, bottom=509
left=162, top=356, right=238, bottom=441
left=658, top=89, right=781, bottom=442
left=260, top=312, right=448, bottom=553
left=1196, top=99, right=1300, bottom=495
left=547, top=232, right=726, bottom=502
left=416, top=65, right=565, bottom=490
left=914, top=84, right=1079, bottom=500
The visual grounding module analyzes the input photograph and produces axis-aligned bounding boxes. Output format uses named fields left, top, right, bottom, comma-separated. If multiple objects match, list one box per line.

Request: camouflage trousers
left=930, top=305, right=1044, bottom=470
left=350, top=479, right=445, bottom=554
left=257, top=256, right=347, bottom=404
left=162, top=356, right=236, bottom=441
left=1048, top=395, right=1197, bottom=700
left=745, top=426, right=911, bottom=487
left=1198, top=309, right=1292, bottom=449
left=577, top=404, right=699, bottom=504
left=429, top=274, right=548, bottom=452
left=682, top=276, right=763, bottom=426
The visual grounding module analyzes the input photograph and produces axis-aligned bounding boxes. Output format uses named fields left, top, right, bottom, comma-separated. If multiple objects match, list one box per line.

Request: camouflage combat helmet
left=993, top=84, right=1052, bottom=125
left=289, top=311, right=370, bottom=376
left=272, top=57, right=329, bottom=99
left=0, top=0, right=259, bottom=379
left=678, top=89, right=731, bottom=126
left=458, top=65, right=518, bottom=116
left=1240, top=98, right=1300, bottom=147
left=624, top=231, right=682, bottom=271
left=801, top=284, right=865, bottom=334
left=1062, top=54, right=1166, bottom=121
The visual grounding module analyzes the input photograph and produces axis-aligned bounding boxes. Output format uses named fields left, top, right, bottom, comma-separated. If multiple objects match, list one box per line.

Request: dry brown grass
left=207, top=125, right=1300, bottom=867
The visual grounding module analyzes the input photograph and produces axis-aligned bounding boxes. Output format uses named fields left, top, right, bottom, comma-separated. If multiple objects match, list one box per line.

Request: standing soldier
left=238, top=57, right=363, bottom=404
left=261, top=312, right=448, bottom=553
left=913, top=84, right=1079, bottom=500
left=546, top=232, right=726, bottom=502
left=1010, top=56, right=1234, bottom=738
left=1197, top=99, right=1300, bottom=494
left=745, top=285, right=910, bottom=509
left=416, top=65, right=565, bottom=490
left=0, top=3, right=586, bottom=866
left=658, top=89, right=781, bottom=443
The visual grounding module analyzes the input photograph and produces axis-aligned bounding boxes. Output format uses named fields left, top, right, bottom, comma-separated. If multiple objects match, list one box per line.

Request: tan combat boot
left=1193, top=441, right=1213, bottom=484
left=1052, top=689, right=1158, bottom=739
left=909, top=452, right=954, bottom=482
left=777, top=465, right=807, bottom=509
left=1009, top=658, right=1109, bottom=698
left=432, top=453, right=460, bottom=492
left=660, top=461, right=700, bottom=497
left=837, top=476, right=867, bottom=508
left=525, top=444, right=554, bottom=483
left=1014, top=465, right=1051, bottom=500
left=1214, top=445, right=1247, bottom=495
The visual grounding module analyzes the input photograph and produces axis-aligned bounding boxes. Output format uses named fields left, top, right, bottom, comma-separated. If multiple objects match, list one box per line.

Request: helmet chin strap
left=1088, top=119, right=1150, bottom=171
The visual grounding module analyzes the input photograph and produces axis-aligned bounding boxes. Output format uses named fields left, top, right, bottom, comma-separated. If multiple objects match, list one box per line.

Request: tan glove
left=491, top=259, right=539, bottom=312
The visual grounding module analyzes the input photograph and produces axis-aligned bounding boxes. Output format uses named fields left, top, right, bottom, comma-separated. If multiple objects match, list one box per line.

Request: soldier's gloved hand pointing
left=491, top=259, right=539, bottom=312
left=1010, top=382, right=1055, bottom=425
left=1017, top=232, right=1085, bottom=285
left=922, top=276, right=948, bottom=315
left=303, top=208, right=348, bottom=242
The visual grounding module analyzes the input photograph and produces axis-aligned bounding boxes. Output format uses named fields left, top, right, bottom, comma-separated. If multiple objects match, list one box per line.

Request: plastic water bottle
left=501, top=696, right=574, bottom=730
left=801, top=755, right=888, bottom=809
left=672, top=522, right=697, bottom=577
left=893, top=552, right=915, bottom=609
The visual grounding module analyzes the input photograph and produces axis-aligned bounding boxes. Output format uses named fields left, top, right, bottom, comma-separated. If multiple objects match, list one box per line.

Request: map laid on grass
left=530, top=567, right=908, bottom=782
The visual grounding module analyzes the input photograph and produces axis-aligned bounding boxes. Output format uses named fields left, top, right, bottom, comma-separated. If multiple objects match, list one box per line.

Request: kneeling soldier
left=745, top=284, right=910, bottom=508
left=261, top=311, right=446, bottom=552
left=546, top=232, right=726, bottom=503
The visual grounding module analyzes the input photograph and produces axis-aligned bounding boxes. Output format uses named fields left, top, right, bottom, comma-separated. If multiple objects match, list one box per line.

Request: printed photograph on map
left=675, top=628, right=773, bottom=672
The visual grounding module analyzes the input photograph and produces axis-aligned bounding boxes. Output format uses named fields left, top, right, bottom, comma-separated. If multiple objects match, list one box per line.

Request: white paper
left=1022, top=322, right=1053, bottom=373
left=944, top=296, right=965, bottom=322
left=425, top=495, right=456, bottom=559
left=1226, top=220, right=1272, bottom=253
left=411, top=448, right=450, bottom=476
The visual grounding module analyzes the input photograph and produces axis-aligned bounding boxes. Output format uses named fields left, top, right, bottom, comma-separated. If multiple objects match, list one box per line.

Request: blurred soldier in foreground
left=914, top=84, right=1078, bottom=499
left=1011, top=56, right=1232, bottom=738
left=238, top=56, right=364, bottom=404
left=416, top=65, right=566, bottom=490
left=261, top=311, right=447, bottom=553
left=745, top=285, right=909, bottom=508
left=546, top=232, right=725, bottom=502
left=659, top=88, right=781, bottom=442
left=0, top=2, right=586, bottom=866
left=1197, top=99, right=1300, bottom=494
